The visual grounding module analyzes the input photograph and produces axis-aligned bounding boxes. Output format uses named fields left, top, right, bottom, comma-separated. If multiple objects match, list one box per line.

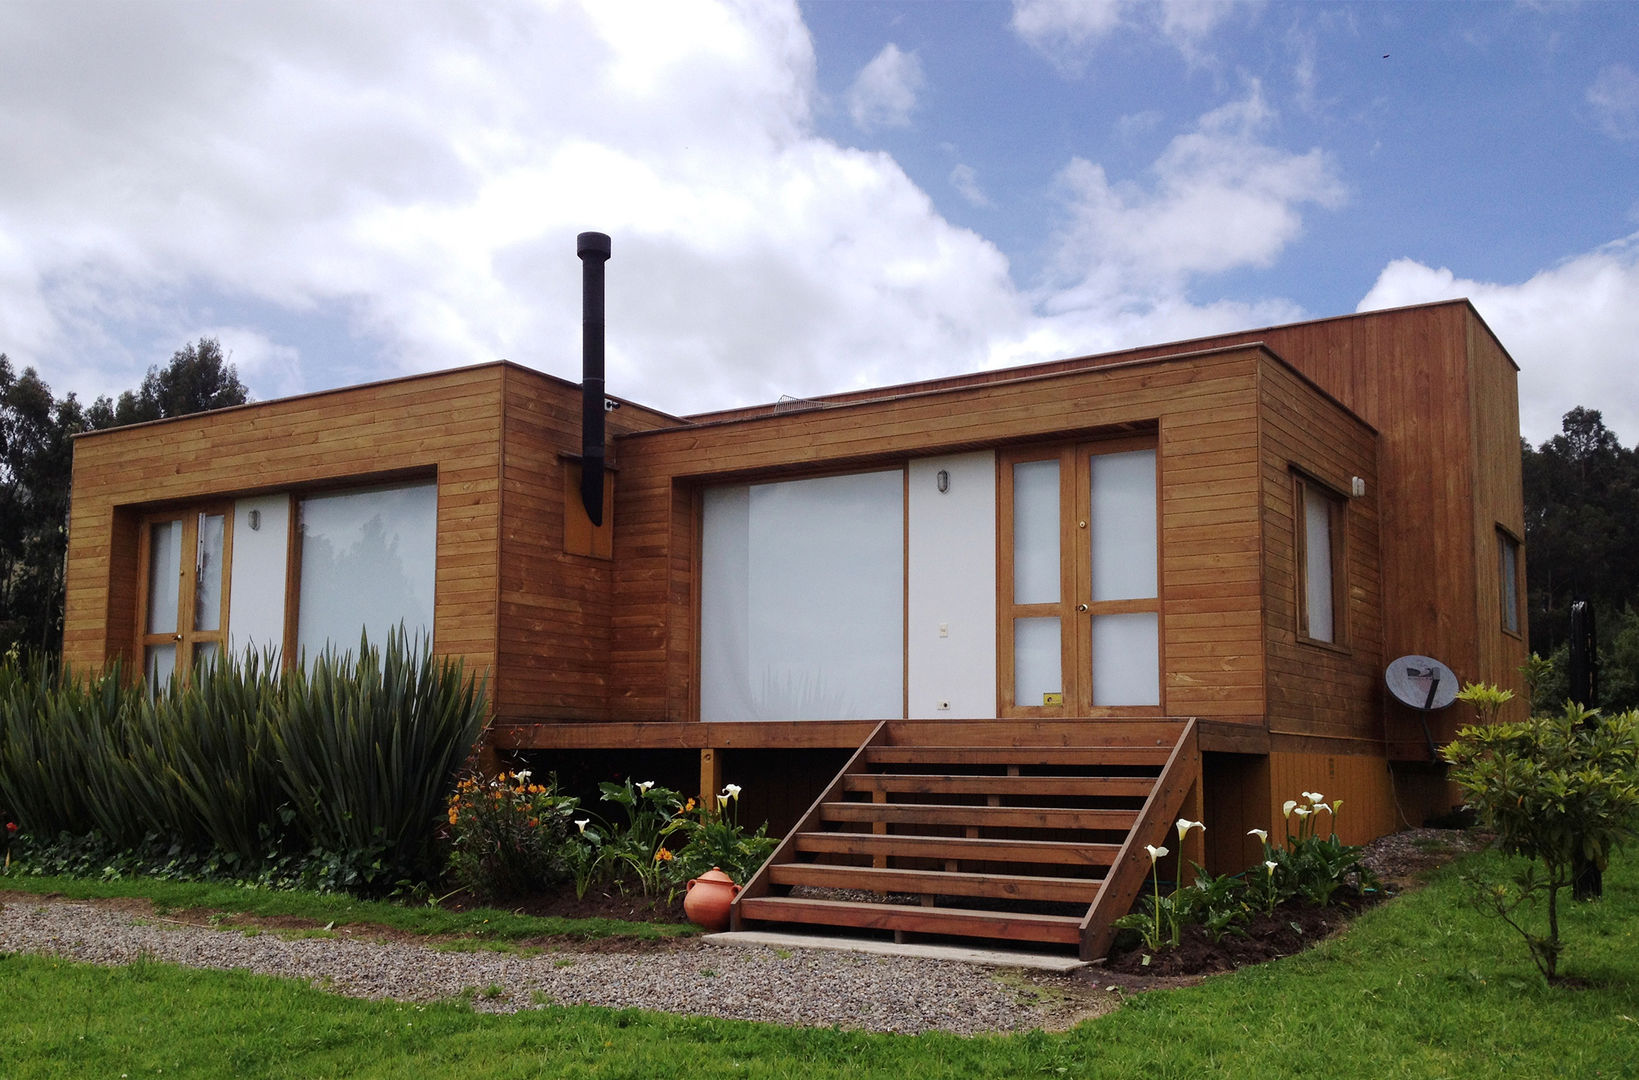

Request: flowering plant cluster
left=444, top=772, right=775, bottom=902
left=1114, top=792, right=1378, bottom=961
left=443, top=769, right=580, bottom=898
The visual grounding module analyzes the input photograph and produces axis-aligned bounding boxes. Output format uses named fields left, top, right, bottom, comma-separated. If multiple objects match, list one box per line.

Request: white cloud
left=1357, top=233, right=1639, bottom=445
left=976, top=84, right=1340, bottom=370
left=0, top=0, right=1021, bottom=413
left=1010, top=0, right=1238, bottom=74
left=1587, top=63, right=1639, bottom=141
left=949, top=164, right=991, bottom=208
left=1044, top=85, right=1345, bottom=290
left=846, top=43, right=925, bottom=133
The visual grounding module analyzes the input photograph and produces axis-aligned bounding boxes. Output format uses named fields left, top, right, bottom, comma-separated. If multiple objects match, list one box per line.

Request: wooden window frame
left=997, top=436, right=1162, bottom=717
left=133, top=502, right=235, bottom=686
left=1293, top=471, right=1348, bottom=651
left=1497, top=526, right=1523, bottom=638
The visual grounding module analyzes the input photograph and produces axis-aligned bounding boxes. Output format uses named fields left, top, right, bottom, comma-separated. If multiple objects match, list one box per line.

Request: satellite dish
left=1386, top=655, right=1458, bottom=711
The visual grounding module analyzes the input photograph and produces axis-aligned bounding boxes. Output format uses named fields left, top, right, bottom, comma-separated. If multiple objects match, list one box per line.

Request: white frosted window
left=194, top=513, right=226, bottom=633
left=701, top=470, right=904, bottom=722
left=296, top=482, right=436, bottom=658
left=1013, top=616, right=1062, bottom=707
left=1091, top=613, right=1160, bottom=706
left=146, top=520, right=182, bottom=634
left=1303, top=485, right=1336, bottom=643
left=1090, top=450, right=1157, bottom=601
left=1013, top=459, right=1060, bottom=605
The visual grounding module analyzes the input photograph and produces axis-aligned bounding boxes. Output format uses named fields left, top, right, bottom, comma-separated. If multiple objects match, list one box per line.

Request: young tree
left=1444, top=697, right=1639, bottom=982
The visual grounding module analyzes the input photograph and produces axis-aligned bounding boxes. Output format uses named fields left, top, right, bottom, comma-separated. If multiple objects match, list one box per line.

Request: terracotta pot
left=683, top=866, right=740, bottom=932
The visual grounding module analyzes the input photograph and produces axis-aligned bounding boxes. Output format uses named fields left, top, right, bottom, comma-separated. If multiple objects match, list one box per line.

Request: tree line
left=2, top=351, right=1636, bottom=708
left=1522, top=407, right=1639, bottom=711
left=0, top=340, right=248, bottom=654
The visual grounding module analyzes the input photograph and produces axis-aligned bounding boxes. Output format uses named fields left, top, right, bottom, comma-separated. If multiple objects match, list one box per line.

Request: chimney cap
left=577, top=231, right=611, bottom=260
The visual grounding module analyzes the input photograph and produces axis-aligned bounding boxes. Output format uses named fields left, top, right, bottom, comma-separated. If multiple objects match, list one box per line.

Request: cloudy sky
left=2, top=0, right=1635, bottom=444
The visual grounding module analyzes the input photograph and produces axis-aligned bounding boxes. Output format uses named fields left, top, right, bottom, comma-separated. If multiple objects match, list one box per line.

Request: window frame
left=1497, top=526, right=1523, bottom=638
left=1293, top=471, right=1348, bottom=650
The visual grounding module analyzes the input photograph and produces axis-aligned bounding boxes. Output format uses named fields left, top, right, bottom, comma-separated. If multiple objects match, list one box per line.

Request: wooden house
left=63, top=281, right=1526, bottom=957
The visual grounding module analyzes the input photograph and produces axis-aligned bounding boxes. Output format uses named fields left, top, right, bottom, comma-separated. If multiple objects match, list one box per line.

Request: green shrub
left=270, top=630, right=488, bottom=891
left=0, top=632, right=486, bottom=894
left=1443, top=700, right=1639, bottom=981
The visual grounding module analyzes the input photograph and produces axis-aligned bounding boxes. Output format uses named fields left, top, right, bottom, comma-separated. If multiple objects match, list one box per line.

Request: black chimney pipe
left=577, top=231, right=611, bottom=526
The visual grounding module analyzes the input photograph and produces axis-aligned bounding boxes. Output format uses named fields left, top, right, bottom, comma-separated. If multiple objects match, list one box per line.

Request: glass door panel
left=145, top=520, right=182, bottom=635
left=1000, top=440, right=1160, bottom=715
left=1013, top=616, right=1062, bottom=708
left=1012, top=459, right=1061, bottom=605
left=137, top=507, right=232, bottom=689
left=194, top=513, right=226, bottom=633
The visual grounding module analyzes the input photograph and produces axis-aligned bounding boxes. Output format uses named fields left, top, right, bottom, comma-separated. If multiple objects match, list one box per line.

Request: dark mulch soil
left=1102, top=892, right=1375, bottom=977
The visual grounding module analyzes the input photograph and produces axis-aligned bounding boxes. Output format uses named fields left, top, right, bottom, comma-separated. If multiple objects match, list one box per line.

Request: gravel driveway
left=0, top=893, right=1111, bottom=1036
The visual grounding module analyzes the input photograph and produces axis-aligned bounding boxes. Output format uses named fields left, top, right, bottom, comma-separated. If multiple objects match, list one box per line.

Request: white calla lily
left=1145, top=843, right=1169, bottom=862
left=1175, top=818, right=1204, bottom=843
left=1282, top=799, right=1298, bottom=819
left=1248, top=828, right=1268, bottom=843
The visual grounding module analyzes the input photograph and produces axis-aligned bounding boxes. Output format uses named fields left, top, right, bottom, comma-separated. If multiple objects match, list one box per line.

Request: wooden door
left=136, top=505, right=233, bottom=687
left=998, top=439, right=1161, bottom=716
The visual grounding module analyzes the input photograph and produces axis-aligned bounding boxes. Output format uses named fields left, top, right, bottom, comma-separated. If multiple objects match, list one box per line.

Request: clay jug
left=683, top=866, right=739, bottom=932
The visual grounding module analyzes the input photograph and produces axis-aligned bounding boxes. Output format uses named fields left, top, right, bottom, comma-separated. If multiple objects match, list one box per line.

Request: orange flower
left=684, top=798, right=696, bottom=812
left=654, top=847, right=674, bottom=862
left=447, top=807, right=459, bottom=825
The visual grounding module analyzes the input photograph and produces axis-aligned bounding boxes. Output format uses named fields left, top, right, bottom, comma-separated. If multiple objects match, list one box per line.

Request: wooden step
left=736, top=895, right=1083, bottom=945
left=819, top=801, right=1138, bottom=831
left=862, top=746, right=1171, bottom=767
left=794, top=831, right=1121, bottom=866
left=768, top=862, right=1103, bottom=904
left=845, top=773, right=1158, bottom=798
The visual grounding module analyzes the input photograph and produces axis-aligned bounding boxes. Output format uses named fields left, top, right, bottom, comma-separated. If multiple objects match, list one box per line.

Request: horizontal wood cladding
left=609, top=349, right=1283, bottom=726
left=1257, top=358, right=1383, bottom=750
left=492, top=366, right=682, bottom=723
left=64, top=365, right=510, bottom=677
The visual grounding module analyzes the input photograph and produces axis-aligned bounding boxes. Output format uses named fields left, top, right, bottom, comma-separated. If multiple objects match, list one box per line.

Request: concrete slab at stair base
left=705, top=930, right=1092, bottom=972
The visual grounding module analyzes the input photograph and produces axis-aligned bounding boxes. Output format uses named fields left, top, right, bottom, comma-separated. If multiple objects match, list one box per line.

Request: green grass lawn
left=2, top=848, right=1636, bottom=1079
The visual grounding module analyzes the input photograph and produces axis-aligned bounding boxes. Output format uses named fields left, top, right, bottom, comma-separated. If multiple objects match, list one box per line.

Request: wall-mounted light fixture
left=936, top=469, right=950, bottom=494
left=248, top=509, right=262, bottom=531
left=1350, top=476, right=1366, bottom=498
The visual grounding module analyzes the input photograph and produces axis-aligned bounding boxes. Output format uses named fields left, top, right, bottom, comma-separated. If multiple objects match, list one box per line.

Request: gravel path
left=0, top=895, right=1107, bottom=1035
left=0, top=829, right=1476, bottom=1034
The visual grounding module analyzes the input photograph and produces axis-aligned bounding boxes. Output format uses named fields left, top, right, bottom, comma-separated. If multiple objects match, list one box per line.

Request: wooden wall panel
left=690, top=300, right=1524, bottom=756
left=492, top=366, right=681, bottom=723
left=1257, top=358, right=1384, bottom=751
left=65, top=365, right=511, bottom=680
left=1465, top=321, right=1531, bottom=723
left=608, top=348, right=1282, bottom=726
left=1266, top=750, right=1399, bottom=847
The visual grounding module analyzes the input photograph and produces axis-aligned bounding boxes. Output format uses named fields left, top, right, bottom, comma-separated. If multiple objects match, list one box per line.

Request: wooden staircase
left=730, top=719, right=1200, bottom=961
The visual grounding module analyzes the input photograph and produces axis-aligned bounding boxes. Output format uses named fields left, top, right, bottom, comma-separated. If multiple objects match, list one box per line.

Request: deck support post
left=699, top=748, right=722, bottom=807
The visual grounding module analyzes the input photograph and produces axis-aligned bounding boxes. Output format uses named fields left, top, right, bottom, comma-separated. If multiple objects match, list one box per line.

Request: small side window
left=1498, top=528, right=1522, bottom=636
left=1295, top=473, right=1347, bottom=646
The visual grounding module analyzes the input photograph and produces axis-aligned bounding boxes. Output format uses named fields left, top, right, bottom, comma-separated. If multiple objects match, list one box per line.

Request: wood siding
left=605, top=347, right=1354, bottom=728
left=691, top=301, right=1524, bottom=760
left=65, top=365, right=512, bottom=675
left=1257, top=360, right=1384, bottom=751
left=492, top=366, right=678, bottom=722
